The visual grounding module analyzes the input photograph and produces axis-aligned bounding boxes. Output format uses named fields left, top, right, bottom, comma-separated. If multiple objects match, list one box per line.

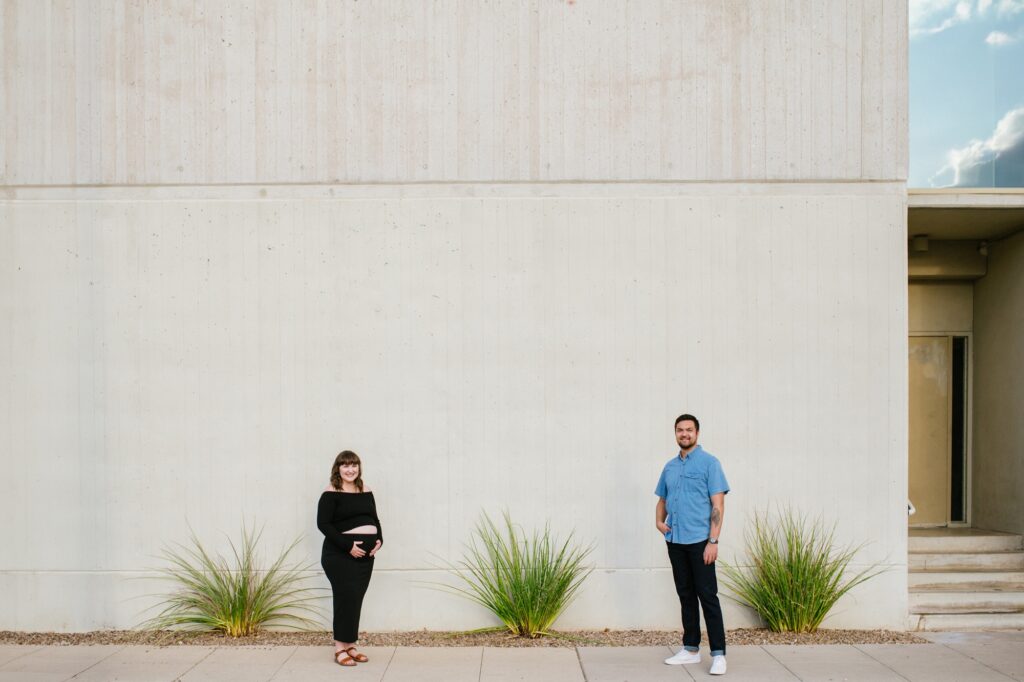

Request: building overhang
left=909, top=189, right=1024, bottom=241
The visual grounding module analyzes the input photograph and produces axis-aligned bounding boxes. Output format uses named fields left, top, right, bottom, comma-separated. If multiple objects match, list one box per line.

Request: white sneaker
left=664, top=649, right=700, bottom=665
left=710, top=655, right=727, bottom=675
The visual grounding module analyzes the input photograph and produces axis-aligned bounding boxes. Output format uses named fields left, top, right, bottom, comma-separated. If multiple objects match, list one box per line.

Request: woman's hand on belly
left=368, top=539, right=382, bottom=557
left=342, top=525, right=378, bottom=535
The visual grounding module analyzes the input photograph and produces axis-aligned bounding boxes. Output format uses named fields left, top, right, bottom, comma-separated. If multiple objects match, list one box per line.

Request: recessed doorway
left=908, top=334, right=970, bottom=527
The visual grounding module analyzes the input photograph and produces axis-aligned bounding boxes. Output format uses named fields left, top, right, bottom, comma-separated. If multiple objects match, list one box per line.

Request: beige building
left=906, top=190, right=1024, bottom=629
left=2, top=1, right=1018, bottom=633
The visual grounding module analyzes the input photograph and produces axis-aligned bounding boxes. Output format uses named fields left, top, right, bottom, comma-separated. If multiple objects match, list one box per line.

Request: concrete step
left=909, top=571, right=1024, bottom=591
left=910, top=590, right=1024, bottom=614
left=909, top=551, right=1024, bottom=572
left=908, top=532, right=1023, bottom=554
left=908, top=611, right=1024, bottom=631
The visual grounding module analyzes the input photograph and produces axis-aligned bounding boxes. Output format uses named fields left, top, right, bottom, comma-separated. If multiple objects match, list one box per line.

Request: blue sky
left=910, top=0, right=1024, bottom=187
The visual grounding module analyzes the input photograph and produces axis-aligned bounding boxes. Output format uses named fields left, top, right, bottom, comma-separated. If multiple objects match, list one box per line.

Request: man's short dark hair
left=674, top=413, right=700, bottom=431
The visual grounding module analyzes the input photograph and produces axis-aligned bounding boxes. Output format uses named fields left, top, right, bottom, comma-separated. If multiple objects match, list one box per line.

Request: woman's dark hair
left=674, top=413, right=700, bottom=431
left=330, top=450, right=364, bottom=492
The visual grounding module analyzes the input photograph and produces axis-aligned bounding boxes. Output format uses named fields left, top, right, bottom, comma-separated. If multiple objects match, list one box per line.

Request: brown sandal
left=346, top=646, right=369, bottom=663
left=334, top=650, right=357, bottom=667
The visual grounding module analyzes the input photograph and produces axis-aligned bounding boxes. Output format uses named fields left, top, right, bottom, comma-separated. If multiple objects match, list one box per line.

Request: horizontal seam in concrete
left=3, top=179, right=909, bottom=190
left=1, top=181, right=909, bottom=202
left=0, top=563, right=908, bottom=574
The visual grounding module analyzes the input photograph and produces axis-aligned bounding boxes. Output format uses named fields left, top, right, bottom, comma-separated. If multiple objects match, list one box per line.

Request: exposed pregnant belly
left=343, top=525, right=378, bottom=534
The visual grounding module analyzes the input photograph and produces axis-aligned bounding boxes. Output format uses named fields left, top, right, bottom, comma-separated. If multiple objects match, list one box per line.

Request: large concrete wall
left=0, top=1, right=909, bottom=631
left=0, top=186, right=909, bottom=631
left=973, top=230, right=1024, bottom=534
left=1, top=0, right=906, bottom=185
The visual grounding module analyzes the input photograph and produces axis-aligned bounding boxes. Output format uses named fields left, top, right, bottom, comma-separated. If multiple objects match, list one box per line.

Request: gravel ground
left=0, top=628, right=926, bottom=647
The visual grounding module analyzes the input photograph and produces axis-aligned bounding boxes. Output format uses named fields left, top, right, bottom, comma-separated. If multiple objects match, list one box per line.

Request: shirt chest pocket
left=683, top=471, right=705, bottom=496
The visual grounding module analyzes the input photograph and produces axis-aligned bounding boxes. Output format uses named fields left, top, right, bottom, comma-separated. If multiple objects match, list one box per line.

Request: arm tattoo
left=711, top=507, right=721, bottom=528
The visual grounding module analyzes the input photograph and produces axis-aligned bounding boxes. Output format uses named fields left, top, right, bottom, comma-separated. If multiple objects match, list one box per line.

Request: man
left=655, top=413, right=730, bottom=676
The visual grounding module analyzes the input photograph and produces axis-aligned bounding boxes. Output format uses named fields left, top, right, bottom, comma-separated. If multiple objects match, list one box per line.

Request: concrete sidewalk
left=0, top=631, right=1020, bottom=681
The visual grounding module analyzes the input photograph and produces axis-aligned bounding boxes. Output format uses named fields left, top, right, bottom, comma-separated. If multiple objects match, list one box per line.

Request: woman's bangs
left=338, top=453, right=361, bottom=466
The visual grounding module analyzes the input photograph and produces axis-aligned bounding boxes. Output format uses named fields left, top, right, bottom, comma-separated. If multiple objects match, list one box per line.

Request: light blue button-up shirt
left=654, top=445, right=730, bottom=544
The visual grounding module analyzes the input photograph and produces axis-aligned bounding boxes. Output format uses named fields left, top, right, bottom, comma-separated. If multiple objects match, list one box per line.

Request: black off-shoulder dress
left=317, top=491, right=384, bottom=642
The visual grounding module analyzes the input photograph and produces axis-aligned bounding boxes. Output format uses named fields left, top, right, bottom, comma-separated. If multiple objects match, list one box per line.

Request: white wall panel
left=1, top=0, right=907, bottom=186
left=0, top=187, right=908, bottom=629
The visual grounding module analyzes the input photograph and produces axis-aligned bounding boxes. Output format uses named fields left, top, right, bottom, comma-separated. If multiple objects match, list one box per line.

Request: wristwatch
left=708, top=537, right=718, bottom=544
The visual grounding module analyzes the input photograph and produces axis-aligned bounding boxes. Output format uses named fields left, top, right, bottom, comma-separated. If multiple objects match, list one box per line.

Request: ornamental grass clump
left=720, top=508, right=885, bottom=633
left=143, top=525, right=321, bottom=637
left=440, top=511, right=594, bottom=638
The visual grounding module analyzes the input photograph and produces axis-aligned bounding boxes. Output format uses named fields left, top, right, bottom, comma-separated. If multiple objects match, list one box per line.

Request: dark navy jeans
left=666, top=540, right=726, bottom=656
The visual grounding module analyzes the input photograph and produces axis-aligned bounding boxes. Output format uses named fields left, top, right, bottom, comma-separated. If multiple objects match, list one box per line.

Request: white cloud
left=910, top=0, right=973, bottom=37
left=996, top=0, right=1024, bottom=16
left=990, top=108, right=1024, bottom=150
left=931, top=107, right=1024, bottom=186
left=910, top=0, right=958, bottom=27
left=911, top=0, right=1024, bottom=37
left=985, top=29, right=1016, bottom=43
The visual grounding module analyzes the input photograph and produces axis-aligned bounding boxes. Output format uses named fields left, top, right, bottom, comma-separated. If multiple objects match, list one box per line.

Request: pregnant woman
left=317, top=450, right=383, bottom=667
